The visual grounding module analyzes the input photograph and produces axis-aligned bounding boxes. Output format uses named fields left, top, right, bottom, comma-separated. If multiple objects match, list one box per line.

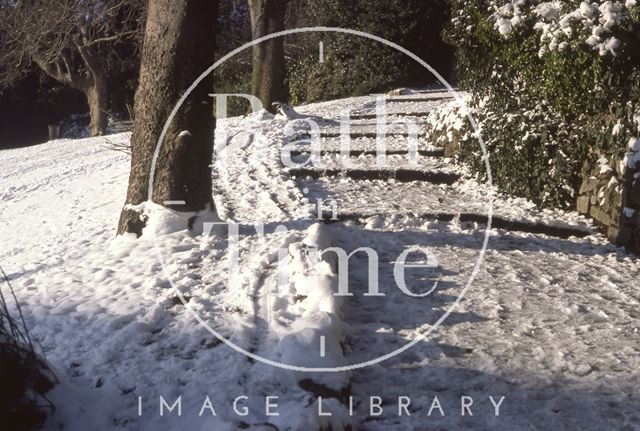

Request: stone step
left=287, top=168, right=460, bottom=185
left=293, top=124, right=426, bottom=139
left=289, top=135, right=440, bottom=154
left=387, top=88, right=455, bottom=96
left=349, top=111, right=433, bottom=120
left=411, top=88, right=457, bottom=95
left=296, top=177, right=594, bottom=237
left=287, top=152, right=451, bottom=171
left=289, top=148, right=445, bottom=158
left=320, top=211, right=591, bottom=239
left=386, top=96, right=453, bottom=103
left=318, top=131, right=423, bottom=139
left=350, top=100, right=441, bottom=118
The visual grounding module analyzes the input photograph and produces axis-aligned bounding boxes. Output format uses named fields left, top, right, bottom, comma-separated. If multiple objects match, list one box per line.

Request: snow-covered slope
left=1, top=92, right=639, bottom=430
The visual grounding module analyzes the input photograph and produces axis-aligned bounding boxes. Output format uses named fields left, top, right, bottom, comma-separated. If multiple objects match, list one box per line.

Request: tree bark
left=248, top=0, right=288, bottom=113
left=86, top=76, right=108, bottom=136
left=117, top=0, right=219, bottom=236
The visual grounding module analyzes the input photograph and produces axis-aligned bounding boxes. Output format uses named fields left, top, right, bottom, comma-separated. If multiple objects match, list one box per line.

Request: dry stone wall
left=576, top=140, right=640, bottom=253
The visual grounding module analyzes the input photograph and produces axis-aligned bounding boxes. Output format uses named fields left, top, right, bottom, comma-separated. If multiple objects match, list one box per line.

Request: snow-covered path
left=335, top=221, right=640, bottom=430
left=1, top=90, right=639, bottom=430
left=284, top=92, right=640, bottom=430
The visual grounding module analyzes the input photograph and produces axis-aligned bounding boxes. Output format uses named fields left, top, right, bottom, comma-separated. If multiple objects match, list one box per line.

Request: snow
left=536, top=2, right=562, bottom=20
left=1, top=91, right=639, bottom=430
left=627, top=137, right=640, bottom=179
left=488, top=0, right=635, bottom=56
left=137, top=201, right=222, bottom=237
left=496, top=17, right=514, bottom=35
left=177, top=130, right=192, bottom=140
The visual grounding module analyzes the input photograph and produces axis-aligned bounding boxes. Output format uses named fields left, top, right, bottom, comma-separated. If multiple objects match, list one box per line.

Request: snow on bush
left=424, top=93, right=475, bottom=149
left=489, top=0, right=637, bottom=56
left=445, top=0, right=640, bottom=209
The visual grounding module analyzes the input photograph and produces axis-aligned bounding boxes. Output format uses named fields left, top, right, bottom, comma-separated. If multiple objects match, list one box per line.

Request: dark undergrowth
left=1, top=265, right=57, bottom=431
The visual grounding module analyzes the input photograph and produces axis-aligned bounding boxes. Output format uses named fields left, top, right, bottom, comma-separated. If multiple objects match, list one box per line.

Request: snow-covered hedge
left=491, top=0, right=637, bottom=56
left=444, top=0, right=640, bottom=209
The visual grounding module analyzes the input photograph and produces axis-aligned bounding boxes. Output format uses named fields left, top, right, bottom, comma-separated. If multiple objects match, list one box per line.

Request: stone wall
left=576, top=156, right=623, bottom=241
left=424, top=98, right=640, bottom=253
left=576, top=140, right=640, bottom=253
left=619, top=139, right=640, bottom=253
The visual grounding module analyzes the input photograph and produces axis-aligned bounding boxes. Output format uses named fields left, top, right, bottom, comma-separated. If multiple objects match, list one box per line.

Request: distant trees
left=0, top=0, right=144, bottom=136
left=248, top=0, right=289, bottom=112
left=288, top=0, right=453, bottom=104
left=118, top=0, right=219, bottom=235
left=215, top=0, right=453, bottom=109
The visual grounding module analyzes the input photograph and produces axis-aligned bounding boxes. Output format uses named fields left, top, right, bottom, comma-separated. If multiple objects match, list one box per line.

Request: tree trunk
left=86, top=76, right=108, bottom=136
left=248, top=0, right=288, bottom=113
left=117, top=0, right=219, bottom=236
left=34, top=56, right=109, bottom=137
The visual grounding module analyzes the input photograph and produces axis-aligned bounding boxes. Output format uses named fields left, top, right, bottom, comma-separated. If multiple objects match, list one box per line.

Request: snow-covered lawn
left=1, top=92, right=639, bottom=430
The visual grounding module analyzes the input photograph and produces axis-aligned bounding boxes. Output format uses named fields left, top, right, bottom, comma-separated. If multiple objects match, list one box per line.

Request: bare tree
left=0, top=0, right=144, bottom=136
left=248, top=0, right=289, bottom=112
left=117, top=0, right=219, bottom=235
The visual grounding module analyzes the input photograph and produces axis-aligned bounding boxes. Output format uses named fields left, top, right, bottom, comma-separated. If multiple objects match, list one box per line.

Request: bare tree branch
left=0, top=0, right=145, bottom=135
left=0, top=0, right=144, bottom=90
